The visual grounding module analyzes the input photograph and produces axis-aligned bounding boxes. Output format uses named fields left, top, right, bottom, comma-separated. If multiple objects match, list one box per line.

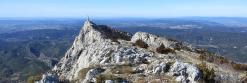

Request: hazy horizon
left=1, top=16, right=247, bottom=20
left=1, top=0, right=247, bottom=18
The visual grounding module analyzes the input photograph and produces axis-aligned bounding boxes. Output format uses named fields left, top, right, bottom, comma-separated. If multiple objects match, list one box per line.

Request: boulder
left=153, top=62, right=167, bottom=74
left=169, top=61, right=201, bottom=83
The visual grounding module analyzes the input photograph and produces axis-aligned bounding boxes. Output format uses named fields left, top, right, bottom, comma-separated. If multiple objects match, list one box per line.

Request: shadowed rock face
left=38, top=19, right=245, bottom=83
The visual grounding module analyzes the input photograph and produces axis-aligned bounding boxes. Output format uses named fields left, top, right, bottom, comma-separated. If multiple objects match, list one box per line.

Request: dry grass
left=96, top=73, right=115, bottom=83
left=231, top=62, right=247, bottom=71
left=134, top=78, right=146, bottom=83
left=197, top=48, right=247, bottom=72
left=78, top=68, right=92, bottom=79
left=111, top=65, right=134, bottom=74
left=198, top=50, right=229, bottom=64
left=136, top=75, right=176, bottom=83
left=27, top=74, right=42, bottom=83
left=156, top=44, right=175, bottom=54
left=197, top=62, right=215, bottom=82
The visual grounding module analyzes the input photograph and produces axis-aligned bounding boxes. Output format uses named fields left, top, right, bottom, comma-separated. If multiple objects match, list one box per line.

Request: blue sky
left=0, top=0, right=247, bottom=18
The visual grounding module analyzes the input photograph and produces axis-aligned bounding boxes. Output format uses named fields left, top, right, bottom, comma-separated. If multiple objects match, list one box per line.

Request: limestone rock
left=152, top=62, right=167, bottom=74
left=131, top=32, right=179, bottom=49
left=169, top=61, right=201, bottom=83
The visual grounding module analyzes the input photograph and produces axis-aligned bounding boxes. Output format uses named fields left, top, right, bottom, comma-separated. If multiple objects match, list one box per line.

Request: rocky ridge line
left=37, top=19, right=246, bottom=83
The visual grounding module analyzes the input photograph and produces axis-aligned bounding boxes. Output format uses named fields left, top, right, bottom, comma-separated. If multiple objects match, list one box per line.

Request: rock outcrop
left=169, top=61, right=201, bottom=83
left=38, top=19, right=246, bottom=83
left=132, top=32, right=178, bottom=49
left=37, top=72, right=59, bottom=83
left=82, top=68, right=105, bottom=83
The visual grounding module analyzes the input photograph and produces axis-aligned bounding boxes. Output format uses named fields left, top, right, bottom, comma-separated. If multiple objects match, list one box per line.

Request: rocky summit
left=37, top=19, right=247, bottom=83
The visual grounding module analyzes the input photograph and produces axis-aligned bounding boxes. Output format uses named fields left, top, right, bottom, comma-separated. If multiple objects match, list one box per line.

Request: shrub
left=199, top=51, right=229, bottom=64
left=111, top=65, right=134, bottom=74
left=197, top=62, right=215, bottom=82
left=78, top=68, right=91, bottom=79
left=135, top=39, right=149, bottom=49
left=135, top=78, right=146, bottom=83
left=96, top=73, right=115, bottom=83
left=195, top=48, right=207, bottom=54
left=218, top=56, right=229, bottom=64
left=174, top=42, right=183, bottom=51
left=198, top=52, right=214, bottom=63
left=156, top=44, right=175, bottom=54
left=164, top=62, right=174, bottom=72
left=27, top=74, right=42, bottom=83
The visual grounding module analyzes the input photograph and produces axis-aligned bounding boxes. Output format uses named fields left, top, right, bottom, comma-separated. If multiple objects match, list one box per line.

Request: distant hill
left=0, top=29, right=78, bottom=82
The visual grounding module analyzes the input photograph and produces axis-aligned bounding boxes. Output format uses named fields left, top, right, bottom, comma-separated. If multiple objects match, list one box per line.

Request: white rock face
left=169, top=61, right=201, bottom=83
left=43, top=20, right=244, bottom=83
left=131, top=32, right=179, bottom=49
left=152, top=62, right=167, bottom=74
left=51, top=20, right=196, bottom=83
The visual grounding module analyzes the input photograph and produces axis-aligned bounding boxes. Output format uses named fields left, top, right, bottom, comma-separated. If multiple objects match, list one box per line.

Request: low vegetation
left=78, top=68, right=92, bottom=79
left=96, top=73, right=115, bottom=83
left=134, top=77, right=146, bottom=83
left=98, top=25, right=131, bottom=41
left=197, top=48, right=247, bottom=72
left=94, top=65, right=131, bottom=83
left=27, top=74, right=42, bottom=83
left=111, top=65, right=134, bottom=74
left=173, top=43, right=183, bottom=51
left=198, top=49, right=229, bottom=64
left=165, top=62, right=174, bottom=72
left=197, top=62, right=215, bottom=82
left=134, top=39, right=149, bottom=49
left=156, top=44, right=175, bottom=54
left=231, top=62, right=247, bottom=71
